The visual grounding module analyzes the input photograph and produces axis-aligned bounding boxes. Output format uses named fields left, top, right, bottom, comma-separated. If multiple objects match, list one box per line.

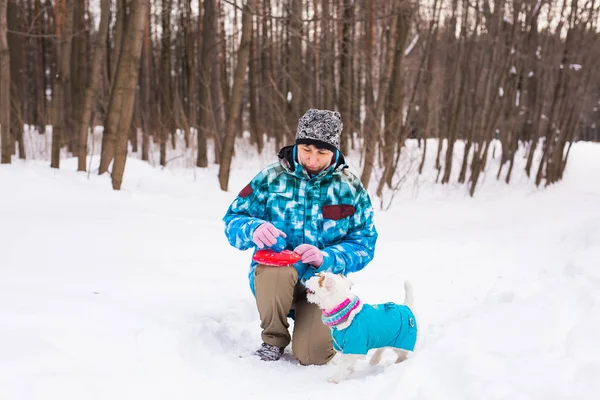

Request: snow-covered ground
left=1, top=135, right=599, bottom=400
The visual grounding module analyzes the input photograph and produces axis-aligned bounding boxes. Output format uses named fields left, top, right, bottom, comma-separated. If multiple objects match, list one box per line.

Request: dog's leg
left=328, top=351, right=342, bottom=365
left=369, top=348, right=385, bottom=366
left=392, top=348, right=408, bottom=364
left=328, top=354, right=363, bottom=383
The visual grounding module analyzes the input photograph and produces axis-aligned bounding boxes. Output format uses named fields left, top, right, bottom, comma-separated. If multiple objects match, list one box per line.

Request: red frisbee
left=253, top=249, right=302, bottom=266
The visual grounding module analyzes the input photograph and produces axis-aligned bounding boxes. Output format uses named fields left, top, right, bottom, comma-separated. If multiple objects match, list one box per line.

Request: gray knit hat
left=296, top=109, right=343, bottom=152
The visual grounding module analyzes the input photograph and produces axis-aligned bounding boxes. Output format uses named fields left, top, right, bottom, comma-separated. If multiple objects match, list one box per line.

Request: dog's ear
left=318, top=274, right=326, bottom=288
left=318, top=274, right=334, bottom=291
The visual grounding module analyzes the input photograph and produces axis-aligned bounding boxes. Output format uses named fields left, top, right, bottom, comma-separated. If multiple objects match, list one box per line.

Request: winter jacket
left=223, top=145, right=378, bottom=294
left=330, top=303, right=417, bottom=355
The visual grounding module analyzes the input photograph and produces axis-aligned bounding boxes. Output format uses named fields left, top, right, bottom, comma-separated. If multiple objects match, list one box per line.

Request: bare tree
left=218, top=0, right=256, bottom=191
left=0, top=0, right=10, bottom=163
left=196, top=0, right=218, bottom=168
left=8, top=0, right=25, bottom=159
left=377, top=3, right=413, bottom=197
left=110, top=0, right=150, bottom=189
left=140, top=4, right=152, bottom=161
left=360, top=0, right=398, bottom=189
left=70, top=0, right=87, bottom=155
left=288, top=0, right=303, bottom=131
left=77, top=0, right=111, bottom=171
left=50, top=0, right=74, bottom=169
left=248, top=14, right=263, bottom=152
left=338, top=0, right=353, bottom=155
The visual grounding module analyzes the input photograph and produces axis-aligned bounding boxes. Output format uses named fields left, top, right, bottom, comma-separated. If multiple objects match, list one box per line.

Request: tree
left=0, top=0, right=10, bottom=164
left=196, top=0, right=217, bottom=168
left=218, top=0, right=256, bottom=191
left=103, top=0, right=150, bottom=189
left=77, top=0, right=111, bottom=171
left=50, top=0, right=74, bottom=169
left=338, top=0, right=353, bottom=155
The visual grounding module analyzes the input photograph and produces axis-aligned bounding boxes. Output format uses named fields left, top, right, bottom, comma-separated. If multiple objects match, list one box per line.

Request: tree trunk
left=50, top=0, right=74, bottom=169
left=0, top=0, right=10, bottom=163
left=218, top=0, right=255, bottom=191
left=377, top=4, right=412, bottom=197
left=249, top=16, right=263, bottom=153
left=220, top=0, right=229, bottom=113
left=360, top=1, right=397, bottom=189
left=8, top=0, right=24, bottom=159
left=184, top=0, right=196, bottom=149
left=419, top=22, right=439, bottom=175
left=159, top=0, right=173, bottom=166
left=338, top=0, right=352, bottom=155
left=110, top=0, right=150, bottom=190
left=351, top=13, right=361, bottom=149
left=321, top=0, right=334, bottom=108
left=99, top=0, right=126, bottom=173
left=111, top=0, right=125, bottom=83
left=30, top=0, right=47, bottom=131
left=140, top=3, right=151, bottom=161
left=78, top=0, right=110, bottom=171
left=359, top=0, right=375, bottom=187
left=196, top=0, right=217, bottom=168
left=259, top=0, right=274, bottom=138
left=288, top=0, right=303, bottom=131
left=70, top=0, right=86, bottom=154
left=441, top=0, right=472, bottom=184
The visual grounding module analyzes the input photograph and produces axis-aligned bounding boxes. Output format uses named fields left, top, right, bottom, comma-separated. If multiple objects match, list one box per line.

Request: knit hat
left=296, top=109, right=343, bottom=152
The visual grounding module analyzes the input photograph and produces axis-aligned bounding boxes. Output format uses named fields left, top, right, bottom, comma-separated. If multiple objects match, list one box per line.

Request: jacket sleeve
left=319, top=189, right=378, bottom=275
left=222, top=170, right=270, bottom=250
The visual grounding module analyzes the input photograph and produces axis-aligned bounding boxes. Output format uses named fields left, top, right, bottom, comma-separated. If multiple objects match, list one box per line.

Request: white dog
left=305, top=272, right=418, bottom=383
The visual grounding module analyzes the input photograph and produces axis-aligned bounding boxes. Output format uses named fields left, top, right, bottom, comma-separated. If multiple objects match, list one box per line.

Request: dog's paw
left=327, top=375, right=343, bottom=384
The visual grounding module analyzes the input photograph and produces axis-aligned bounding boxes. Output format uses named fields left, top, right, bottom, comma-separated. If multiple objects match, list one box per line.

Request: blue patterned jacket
left=223, top=145, right=378, bottom=294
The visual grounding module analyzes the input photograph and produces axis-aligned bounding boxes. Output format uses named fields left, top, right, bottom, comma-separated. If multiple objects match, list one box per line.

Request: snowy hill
left=1, top=139, right=599, bottom=400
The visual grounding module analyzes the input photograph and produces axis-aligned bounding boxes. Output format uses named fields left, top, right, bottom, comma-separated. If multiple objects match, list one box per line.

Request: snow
left=1, top=134, right=600, bottom=400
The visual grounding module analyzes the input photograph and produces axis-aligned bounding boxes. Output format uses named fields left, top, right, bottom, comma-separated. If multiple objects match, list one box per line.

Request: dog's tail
left=403, top=281, right=414, bottom=308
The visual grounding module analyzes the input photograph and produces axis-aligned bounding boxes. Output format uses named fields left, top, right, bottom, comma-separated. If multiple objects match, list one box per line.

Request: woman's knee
left=293, top=336, right=335, bottom=365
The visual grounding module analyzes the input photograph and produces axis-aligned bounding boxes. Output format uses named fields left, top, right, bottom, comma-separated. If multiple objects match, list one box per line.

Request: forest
left=0, top=0, right=599, bottom=195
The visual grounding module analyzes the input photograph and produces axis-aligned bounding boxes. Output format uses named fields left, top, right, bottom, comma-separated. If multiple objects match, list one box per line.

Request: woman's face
left=297, top=144, right=334, bottom=175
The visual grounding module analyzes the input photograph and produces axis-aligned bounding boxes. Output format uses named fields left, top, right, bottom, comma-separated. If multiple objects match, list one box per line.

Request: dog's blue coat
left=330, top=303, right=417, bottom=355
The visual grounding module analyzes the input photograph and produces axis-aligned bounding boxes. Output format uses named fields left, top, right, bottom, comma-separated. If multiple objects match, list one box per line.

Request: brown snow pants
left=254, top=265, right=335, bottom=365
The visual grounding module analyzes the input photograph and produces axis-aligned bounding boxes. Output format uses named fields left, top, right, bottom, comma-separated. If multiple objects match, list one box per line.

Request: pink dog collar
left=321, top=296, right=361, bottom=327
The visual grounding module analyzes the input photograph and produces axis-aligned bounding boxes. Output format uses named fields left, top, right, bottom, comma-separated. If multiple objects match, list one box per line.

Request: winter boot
left=255, top=343, right=284, bottom=361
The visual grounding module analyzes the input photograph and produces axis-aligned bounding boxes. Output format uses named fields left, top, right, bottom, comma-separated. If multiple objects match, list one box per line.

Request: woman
left=223, top=109, right=378, bottom=364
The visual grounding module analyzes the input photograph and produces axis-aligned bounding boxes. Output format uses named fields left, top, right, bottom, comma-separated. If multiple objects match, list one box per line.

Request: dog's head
left=305, top=272, right=354, bottom=310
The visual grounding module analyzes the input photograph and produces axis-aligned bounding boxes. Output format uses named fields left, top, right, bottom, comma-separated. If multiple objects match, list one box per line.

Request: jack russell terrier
left=305, top=272, right=418, bottom=383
